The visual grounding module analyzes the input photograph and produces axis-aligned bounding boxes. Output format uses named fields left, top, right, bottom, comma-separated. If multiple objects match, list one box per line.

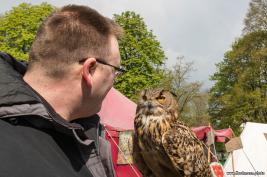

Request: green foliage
left=113, top=11, right=166, bottom=101
left=243, top=0, right=267, bottom=34
left=209, top=31, right=267, bottom=134
left=0, top=3, right=54, bottom=61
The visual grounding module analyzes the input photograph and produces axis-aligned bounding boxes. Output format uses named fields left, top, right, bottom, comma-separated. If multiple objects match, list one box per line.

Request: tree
left=243, top=0, right=267, bottom=34
left=161, top=56, right=210, bottom=126
left=113, top=11, right=166, bottom=100
left=209, top=31, right=267, bottom=134
left=0, top=3, right=54, bottom=61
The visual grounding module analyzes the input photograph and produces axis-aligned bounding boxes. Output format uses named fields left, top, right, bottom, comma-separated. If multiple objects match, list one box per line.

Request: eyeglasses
left=95, top=58, right=126, bottom=77
left=79, top=57, right=126, bottom=77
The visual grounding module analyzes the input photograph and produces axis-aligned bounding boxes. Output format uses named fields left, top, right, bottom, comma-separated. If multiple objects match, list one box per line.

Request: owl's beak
left=136, top=101, right=155, bottom=115
left=147, top=102, right=153, bottom=110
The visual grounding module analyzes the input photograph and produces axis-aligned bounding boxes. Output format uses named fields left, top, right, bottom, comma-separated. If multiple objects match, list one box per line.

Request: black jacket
left=0, top=52, right=116, bottom=177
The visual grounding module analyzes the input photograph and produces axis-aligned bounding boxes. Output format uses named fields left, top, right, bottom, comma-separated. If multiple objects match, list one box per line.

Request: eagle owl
left=133, top=88, right=211, bottom=177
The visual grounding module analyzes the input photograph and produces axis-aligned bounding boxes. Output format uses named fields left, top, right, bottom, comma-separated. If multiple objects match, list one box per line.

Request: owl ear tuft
left=140, top=89, right=147, bottom=100
left=170, top=91, right=177, bottom=98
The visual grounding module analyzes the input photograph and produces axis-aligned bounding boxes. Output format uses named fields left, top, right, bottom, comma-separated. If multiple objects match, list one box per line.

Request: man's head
left=24, top=5, right=123, bottom=120
left=29, top=5, right=123, bottom=75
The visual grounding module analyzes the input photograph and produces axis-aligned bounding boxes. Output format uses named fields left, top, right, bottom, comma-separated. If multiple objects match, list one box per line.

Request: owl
left=133, top=88, right=212, bottom=177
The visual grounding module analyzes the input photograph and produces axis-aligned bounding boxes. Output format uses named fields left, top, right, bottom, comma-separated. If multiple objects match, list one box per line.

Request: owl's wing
left=162, top=128, right=212, bottom=176
left=133, top=135, right=155, bottom=177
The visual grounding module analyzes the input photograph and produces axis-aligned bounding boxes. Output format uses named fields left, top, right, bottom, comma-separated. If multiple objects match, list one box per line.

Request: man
left=0, top=5, right=124, bottom=177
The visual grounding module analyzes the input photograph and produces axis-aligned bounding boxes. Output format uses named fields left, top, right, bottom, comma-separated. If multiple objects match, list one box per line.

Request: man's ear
left=82, top=58, right=97, bottom=88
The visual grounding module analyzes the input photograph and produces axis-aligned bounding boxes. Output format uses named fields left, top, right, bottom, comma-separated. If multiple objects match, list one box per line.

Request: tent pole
left=208, top=123, right=211, bottom=163
left=231, top=151, right=235, bottom=177
left=208, top=146, right=211, bottom=163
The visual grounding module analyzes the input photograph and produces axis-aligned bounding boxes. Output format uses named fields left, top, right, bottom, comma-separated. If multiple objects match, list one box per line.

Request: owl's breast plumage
left=134, top=113, right=183, bottom=177
left=134, top=113, right=173, bottom=148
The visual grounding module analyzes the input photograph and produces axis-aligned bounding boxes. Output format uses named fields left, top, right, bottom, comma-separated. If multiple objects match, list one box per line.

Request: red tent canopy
left=192, top=126, right=233, bottom=142
left=98, top=88, right=136, bottom=130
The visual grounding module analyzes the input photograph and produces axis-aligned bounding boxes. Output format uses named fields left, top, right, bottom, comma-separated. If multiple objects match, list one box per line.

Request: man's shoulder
left=0, top=118, right=94, bottom=177
left=0, top=117, right=50, bottom=145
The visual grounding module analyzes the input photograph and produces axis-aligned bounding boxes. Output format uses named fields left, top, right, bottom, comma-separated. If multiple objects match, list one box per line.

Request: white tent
left=224, top=122, right=267, bottom=177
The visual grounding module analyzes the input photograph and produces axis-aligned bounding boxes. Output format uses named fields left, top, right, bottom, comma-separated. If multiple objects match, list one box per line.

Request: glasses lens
left=114, top=71, right=122, bottom=78
left=116, top=66, right=126, bottom=77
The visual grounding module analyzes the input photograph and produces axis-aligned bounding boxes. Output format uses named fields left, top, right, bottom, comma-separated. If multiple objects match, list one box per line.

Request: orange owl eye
left=156, top=95, right=165, bottom=104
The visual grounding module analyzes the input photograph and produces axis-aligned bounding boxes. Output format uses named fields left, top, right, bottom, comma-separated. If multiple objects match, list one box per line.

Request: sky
left=0, top=0, right=251, bottom=90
